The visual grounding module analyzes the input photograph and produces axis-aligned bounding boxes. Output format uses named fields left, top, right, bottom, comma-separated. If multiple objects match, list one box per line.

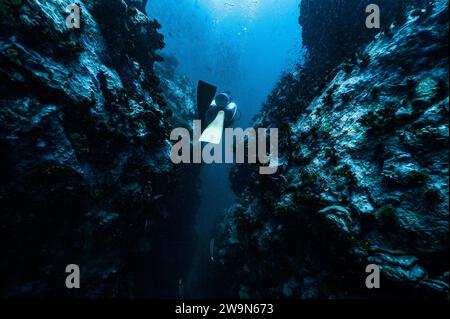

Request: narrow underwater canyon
left=0, top=0, right=448, bottom=299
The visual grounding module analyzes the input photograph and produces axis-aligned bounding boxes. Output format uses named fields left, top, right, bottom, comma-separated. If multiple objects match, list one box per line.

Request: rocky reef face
left=300, top=0, right=426, bottom=78
left=217, top=0, right=449, bottom=298
left=0, top=0, right=197, bottom=297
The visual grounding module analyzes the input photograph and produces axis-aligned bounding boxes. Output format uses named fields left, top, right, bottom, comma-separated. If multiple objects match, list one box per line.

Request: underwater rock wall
left=253, top=0, right=428, bottom=129
left=139, top=60, right=201, bottom=298
left=0, top=0, right=198, bottom=297
left=218, top=0, right=449, bottom=298
left=300, top=0, right=426, bottom=77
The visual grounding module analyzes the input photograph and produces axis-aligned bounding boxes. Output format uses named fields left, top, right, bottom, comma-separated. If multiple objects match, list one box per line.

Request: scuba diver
left=197, top=80, right=239, bottom=144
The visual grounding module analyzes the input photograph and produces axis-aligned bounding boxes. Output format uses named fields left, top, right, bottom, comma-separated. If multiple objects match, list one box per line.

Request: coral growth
left=217, top=0, right=449, bottom=299
left=0, top=0, right=198, bottom=297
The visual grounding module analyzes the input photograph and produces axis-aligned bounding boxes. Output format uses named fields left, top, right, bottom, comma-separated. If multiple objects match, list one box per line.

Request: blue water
left=147, top=0, right=301, bottom=124
left=146, top=0, right=302, bottom=297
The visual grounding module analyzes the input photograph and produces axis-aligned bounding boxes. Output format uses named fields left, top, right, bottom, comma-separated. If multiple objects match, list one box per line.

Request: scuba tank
left=205, top=92, right=238, bottom=127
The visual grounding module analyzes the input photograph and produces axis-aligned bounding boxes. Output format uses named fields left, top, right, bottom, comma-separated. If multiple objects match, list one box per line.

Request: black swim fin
left=197, top=80, right=217, bottom=124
